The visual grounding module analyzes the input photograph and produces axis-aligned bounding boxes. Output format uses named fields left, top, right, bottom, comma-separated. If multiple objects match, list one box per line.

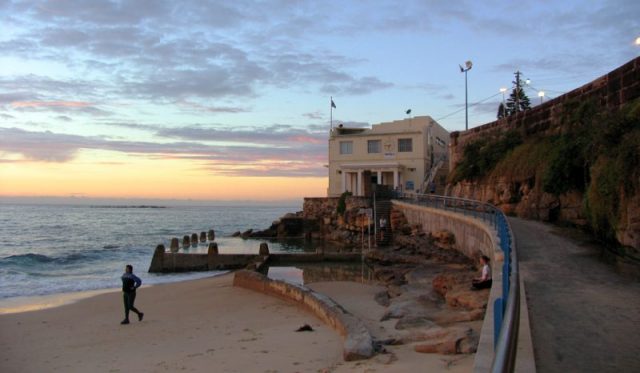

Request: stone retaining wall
left=450, top=57, right=640, bottom=168
left=233, top=270, right=374, bottom=361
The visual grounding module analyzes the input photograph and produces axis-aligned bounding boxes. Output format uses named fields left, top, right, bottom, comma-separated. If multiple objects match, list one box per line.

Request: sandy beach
left=0, top=273, right=474, bottom=373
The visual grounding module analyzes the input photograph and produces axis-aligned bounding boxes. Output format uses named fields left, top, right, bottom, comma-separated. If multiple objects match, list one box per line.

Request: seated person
left=472, top=255, right=492, bottom=290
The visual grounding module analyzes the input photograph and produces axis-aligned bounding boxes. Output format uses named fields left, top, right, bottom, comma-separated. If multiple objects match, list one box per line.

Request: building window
left=339, top=141, right=353, bottom=154
left=367, top=140, right=381, bottom=153
left=398, top=138, right=413, bottom=152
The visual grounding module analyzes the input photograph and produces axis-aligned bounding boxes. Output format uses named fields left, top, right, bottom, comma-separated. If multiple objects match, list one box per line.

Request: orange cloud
left=287, top=135, right=324, bottom=144
left=11, top=101, right=92, bottom=108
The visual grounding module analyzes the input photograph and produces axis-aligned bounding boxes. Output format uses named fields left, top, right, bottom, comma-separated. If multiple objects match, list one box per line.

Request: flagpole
left=330, top=96, right=333, bottom=132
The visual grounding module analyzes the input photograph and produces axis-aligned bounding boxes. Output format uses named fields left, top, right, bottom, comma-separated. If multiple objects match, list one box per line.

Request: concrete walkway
left=510, top=217, right=640, bottom=373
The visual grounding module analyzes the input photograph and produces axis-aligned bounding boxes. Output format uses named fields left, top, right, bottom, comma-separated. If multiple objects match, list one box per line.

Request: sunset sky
left=0, top=0, right=638, bottom=202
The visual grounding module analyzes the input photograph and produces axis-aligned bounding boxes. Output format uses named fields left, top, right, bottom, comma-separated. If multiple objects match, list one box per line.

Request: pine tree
left=504, top=71, right=531, bottom=116
left=497, top=102, right=506, bottom=119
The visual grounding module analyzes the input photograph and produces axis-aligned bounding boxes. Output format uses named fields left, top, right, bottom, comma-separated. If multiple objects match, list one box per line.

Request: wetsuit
left=121, top=272, right=142, bottom=322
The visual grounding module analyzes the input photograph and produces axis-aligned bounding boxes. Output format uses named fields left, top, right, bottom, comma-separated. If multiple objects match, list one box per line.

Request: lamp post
left=459, top=61, right=473, bottom=131
left=538, top=91, right=545, bottom=104
left=635, top=36, right=640, bottom=46
left=500, top=87, right=507, bottom=106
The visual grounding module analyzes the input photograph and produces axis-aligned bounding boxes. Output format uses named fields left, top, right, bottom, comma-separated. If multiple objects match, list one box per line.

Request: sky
left=0, top=0, right=638, bottom=202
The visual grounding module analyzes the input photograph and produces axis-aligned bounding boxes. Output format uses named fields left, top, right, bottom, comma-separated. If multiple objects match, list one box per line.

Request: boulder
left=182, top=235, right=191, bottom=247
left=445, top=289, right=488, bottom=311
left=199, top=232, right=207, bottom=242
left=413, top=327, right=478, bottom=355
left=191, top=233, right=198, bottom=245
left=430, top=230, right=456, bottom=248
left=208, top=242, right=219, bottom=255
left=207, top=229, right=216, bottom=241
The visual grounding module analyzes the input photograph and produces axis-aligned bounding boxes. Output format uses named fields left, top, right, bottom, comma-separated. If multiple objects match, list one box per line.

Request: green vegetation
left=452, top=98, right=640, bottom=244
left=450, top=130, right=522, bottom=183
left=336, top=191, right=352, bottom=215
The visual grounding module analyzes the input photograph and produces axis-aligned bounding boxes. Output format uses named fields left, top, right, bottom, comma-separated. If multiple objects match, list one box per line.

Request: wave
left=1, top=251, right=96, bottom=266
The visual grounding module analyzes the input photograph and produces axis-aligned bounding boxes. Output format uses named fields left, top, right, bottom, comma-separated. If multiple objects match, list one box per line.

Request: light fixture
left=459, top=60, right=473, bottom=131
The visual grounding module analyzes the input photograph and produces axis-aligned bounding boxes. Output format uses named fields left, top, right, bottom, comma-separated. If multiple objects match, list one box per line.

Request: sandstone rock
left=241, top=229, right=253, bottom=238
left=430, top=230, right=456, bottom=250
left=208, top=242, right=218, bottom=255
left=445, top=289, right=488, bottom=310
left=432, top=272, right=474, bottom=298
left=191, top=233, right=198, bottom=245
left=395, top=316, right=435, bottom=330
left=199, top=232, right=207, bottom=242
left=431, top=309, right=485, bottom=324
left=231, top=231, right=241, bottom=237
left=182, top=235, right=190, bottom=247
left=207, top=229, right=215, bottom=241
left=413, top=327, right=477, bottom=354
left=374, top=290, right=390, bottom=307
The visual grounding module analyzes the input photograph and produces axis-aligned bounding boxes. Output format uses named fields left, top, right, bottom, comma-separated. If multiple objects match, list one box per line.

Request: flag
left=331, top=99, right=336, bottom=109
left=406, top=109, right=411, bottom=115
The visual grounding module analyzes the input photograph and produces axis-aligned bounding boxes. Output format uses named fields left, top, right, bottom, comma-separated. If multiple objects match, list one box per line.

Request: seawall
left=391, top=200, right=536, bottom=372
left=233, top=270, right=374, bottom=361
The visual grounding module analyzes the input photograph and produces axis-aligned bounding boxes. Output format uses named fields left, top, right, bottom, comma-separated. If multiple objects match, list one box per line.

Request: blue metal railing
left=393, top=192, right=520, bottom=373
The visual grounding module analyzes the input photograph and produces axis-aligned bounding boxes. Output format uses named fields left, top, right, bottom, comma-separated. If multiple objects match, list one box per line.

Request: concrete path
left=510, top=217, right=640, bottom=373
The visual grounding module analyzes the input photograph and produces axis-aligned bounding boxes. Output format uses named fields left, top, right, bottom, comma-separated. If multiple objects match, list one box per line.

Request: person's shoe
left=138, top=312, right=144, bottom=322
left=121, top=319, right=130, bottom=325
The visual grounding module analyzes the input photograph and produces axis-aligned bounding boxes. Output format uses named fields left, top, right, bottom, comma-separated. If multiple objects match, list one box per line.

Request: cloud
left=10, top=100, right=112, bottom=116
left=303, top=111, right=324, bottom=120
left=175, top=100, right=248, bottom=113
left=0, top=126, right=328, bottom=176
left=155, top=124, right=327, bottom=146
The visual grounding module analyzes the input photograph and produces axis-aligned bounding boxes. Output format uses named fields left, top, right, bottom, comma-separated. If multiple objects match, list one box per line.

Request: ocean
left=0, top=203, right=308, bottom=301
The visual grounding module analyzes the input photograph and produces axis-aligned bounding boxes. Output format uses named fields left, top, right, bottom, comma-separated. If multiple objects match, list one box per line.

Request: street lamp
left=500, top=87, right=507, bottom=106
left=459, top=60, right=473, bottom=131
left=538, top=91, right=545, bottom=104
left=635, top=36, right=640, bottom=45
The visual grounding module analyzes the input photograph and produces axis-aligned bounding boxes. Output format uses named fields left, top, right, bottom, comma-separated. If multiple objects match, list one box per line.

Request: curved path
left=510, top=217, right=640, bottom=373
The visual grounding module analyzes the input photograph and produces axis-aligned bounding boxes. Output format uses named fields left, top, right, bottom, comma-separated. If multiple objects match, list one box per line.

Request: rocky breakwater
left=233, top=196, right=375, bottom=249
left=233, top=211, right=319, bottom=239
left=364, top=209, right=490, bottom=356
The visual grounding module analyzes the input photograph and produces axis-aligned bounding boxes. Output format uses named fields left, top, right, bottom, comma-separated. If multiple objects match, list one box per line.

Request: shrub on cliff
left=450, top=130, right=522, bottom=183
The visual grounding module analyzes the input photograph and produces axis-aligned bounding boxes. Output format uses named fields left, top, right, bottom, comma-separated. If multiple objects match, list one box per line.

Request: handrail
left=393, top=192, right=520, bottom=373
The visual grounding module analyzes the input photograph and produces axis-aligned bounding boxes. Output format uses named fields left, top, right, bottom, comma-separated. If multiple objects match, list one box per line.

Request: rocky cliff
left=447, top=57, right=640, bottom=255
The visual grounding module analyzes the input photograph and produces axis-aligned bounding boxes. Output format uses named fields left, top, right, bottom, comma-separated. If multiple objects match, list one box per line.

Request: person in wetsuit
left=121, top=264, right=144, bottom=324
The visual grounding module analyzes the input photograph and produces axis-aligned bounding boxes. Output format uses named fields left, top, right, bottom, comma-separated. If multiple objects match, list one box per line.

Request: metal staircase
left=422, top=154, right=448, bottom=194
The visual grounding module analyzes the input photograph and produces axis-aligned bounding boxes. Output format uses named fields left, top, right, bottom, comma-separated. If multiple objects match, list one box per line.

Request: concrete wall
left=233, top=270, right=374, bottom=361
left=391, top=200, right=536, bottom=372
left=391, top=200, right=502, bottom=371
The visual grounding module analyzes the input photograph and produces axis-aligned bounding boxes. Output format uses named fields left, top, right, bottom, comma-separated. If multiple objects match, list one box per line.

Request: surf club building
left=327, top=116, right=450, bottom=197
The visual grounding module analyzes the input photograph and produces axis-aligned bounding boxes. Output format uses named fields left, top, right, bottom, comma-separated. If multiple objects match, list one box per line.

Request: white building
left=327, top=116, right=449, bottom=197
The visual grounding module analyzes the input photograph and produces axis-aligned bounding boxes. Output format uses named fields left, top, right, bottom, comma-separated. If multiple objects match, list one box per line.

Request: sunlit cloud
left=11, top=101, right=91, bottom=108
